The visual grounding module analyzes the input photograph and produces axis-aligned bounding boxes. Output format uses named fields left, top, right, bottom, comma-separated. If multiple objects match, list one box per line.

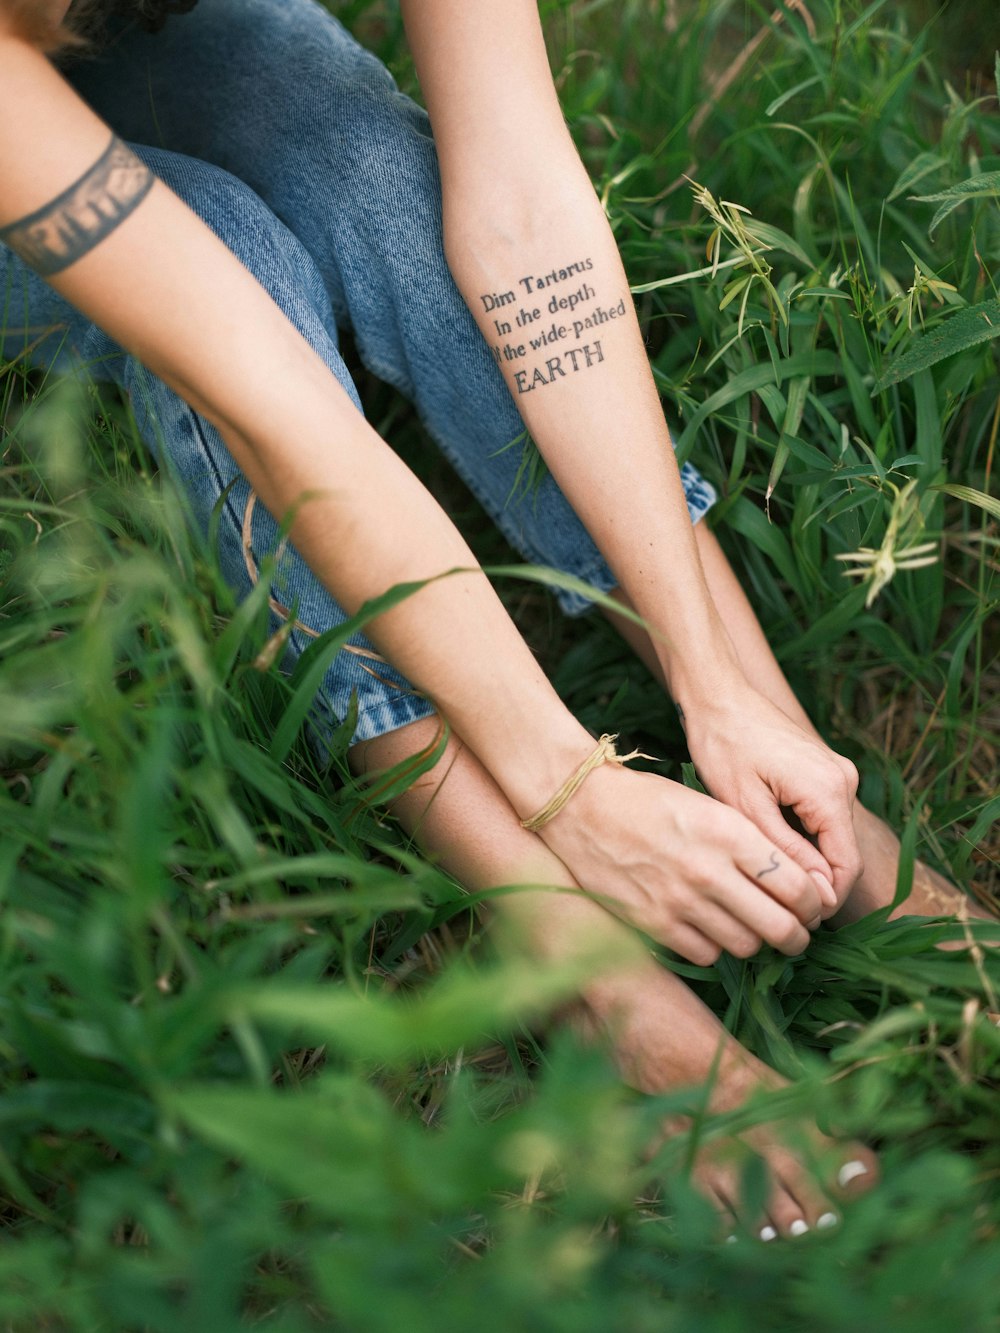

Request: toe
left=832, top=1146, right=879, bottom=1199
left=766, top=1184, right=812, bottom=1239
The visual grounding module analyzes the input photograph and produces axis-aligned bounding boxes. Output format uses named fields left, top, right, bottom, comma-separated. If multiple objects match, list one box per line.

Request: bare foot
left=833, top=807, right=998, bottom=941
left=579, top=958, right=879, bottom=1238
left=354, top=717, right=879, bottom=1239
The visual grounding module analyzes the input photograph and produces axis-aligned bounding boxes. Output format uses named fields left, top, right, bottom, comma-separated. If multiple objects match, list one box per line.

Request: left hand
left=681, top=684, right=863, bottom=913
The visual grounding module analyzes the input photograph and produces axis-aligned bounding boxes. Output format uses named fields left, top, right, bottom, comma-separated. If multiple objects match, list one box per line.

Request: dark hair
left=4, top=0, right=198, bottom=52
left=67, top=0, right=199, bottom=40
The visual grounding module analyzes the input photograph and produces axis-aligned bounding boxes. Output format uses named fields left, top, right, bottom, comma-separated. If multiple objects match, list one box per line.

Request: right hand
left=536, top=762, right=827, bottom=967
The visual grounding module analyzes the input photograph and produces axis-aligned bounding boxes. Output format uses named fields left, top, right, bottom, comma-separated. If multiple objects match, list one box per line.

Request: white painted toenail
left=725, top=1234, right=737, bottom=1244
left=837, top=1159, right=870, bottom=1189
left=759, top=1225, right=777, bottom=1242
left=817, top=1211, right=840, bottom=1229
left=789, top=1219, right=809, bottom=1236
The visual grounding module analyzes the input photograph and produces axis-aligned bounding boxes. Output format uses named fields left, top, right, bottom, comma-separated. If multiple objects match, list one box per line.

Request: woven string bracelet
left=520, top=733, right=656, bottom=833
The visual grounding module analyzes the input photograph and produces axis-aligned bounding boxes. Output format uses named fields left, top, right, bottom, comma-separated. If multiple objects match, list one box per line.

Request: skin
left=350, top=717, right=880, bottom=1239
left=10, top=0, right=989, bottom=1226
left=0, top=15, right=839, bottom=969
left=607, top=527, right=998, bottom=929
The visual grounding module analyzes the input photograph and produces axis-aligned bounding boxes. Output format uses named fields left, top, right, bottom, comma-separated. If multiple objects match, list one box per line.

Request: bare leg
left=605, top=522, right=994, bottom=929
left=351, top=716, right=878, bottom=1235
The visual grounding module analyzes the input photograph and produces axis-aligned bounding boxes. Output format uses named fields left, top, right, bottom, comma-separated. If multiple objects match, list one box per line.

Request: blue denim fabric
left=1, top=0, right=716, bottom=745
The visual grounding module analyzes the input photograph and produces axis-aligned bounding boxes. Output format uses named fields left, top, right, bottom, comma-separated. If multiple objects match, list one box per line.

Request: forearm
left=94, top=232, right=599, bottom=811
left=401, top=0, right=741, bottom=706
left=445, top=186, right=741, bottom=705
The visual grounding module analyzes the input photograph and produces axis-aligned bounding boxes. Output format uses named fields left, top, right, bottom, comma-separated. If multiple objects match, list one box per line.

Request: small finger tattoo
left=757, top=851, right=781, bottom=878
left=0, top=134, right=154, bottom=277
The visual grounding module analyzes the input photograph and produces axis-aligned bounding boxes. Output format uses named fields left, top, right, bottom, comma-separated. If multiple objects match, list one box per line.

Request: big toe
left=831, top=1144, right=880, bottom=1200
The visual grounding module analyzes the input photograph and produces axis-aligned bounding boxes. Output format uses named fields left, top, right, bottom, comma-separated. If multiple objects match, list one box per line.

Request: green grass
left=1, top=2, right=999, bottom=1329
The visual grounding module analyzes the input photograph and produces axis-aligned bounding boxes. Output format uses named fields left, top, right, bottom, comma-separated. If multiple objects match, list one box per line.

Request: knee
left=202, top=0, right=438, bottom=194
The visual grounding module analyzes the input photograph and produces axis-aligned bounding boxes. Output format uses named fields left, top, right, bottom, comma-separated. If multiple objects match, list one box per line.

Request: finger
left=771, top=1155, right=833, bottom=1232
left=709, top=874, right=812, bottom=956
left=683, top=900, right=763, bottom=960
left=830, top=1148, right=879, bottom=1200
left=727, top=827, right=824, bottom=927
left=689, top=1153, right=744, bottom=1231
left=665, top=922, right=722, bottom=969
left=793, top=793, right=864, bottom=902
left=765, top=1182, right=813, bottom=1240
left=768, top=750, right=862, bottom=901
left=769, top=1132, right=877, bottom=1218
left=743, top=799, right=837, bottom=912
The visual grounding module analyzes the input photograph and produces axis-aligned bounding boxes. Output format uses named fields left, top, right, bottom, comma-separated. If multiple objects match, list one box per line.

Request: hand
left=537, top=763, right=826, bottom=966
left=680, top=686, right=863, bottom=912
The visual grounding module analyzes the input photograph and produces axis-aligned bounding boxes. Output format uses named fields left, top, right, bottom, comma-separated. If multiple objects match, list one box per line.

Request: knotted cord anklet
left=520, top=733, right=656, bottom=833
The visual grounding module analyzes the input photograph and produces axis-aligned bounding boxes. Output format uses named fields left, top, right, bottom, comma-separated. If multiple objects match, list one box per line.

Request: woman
left=1, top=0, right=977, bottom=1237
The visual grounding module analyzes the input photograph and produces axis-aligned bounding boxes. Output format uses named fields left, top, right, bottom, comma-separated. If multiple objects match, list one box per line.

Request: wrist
left=659, top=636, right=747, bottom=717
left=465, top=693, right=597, bottom=823
left=615, top=581, right=746, bottom=709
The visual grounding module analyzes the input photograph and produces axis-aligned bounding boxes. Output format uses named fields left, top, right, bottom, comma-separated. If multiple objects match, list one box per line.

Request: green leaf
left=269, top=574, right=442, bottom=764
left=743, top=219, right=816, bottom=269
left=911, top=170, right=1000, bottom=202
left=483, top=563, right=651, bottom=626
left=911, top=170, right=1000, bottom=236
left=930, top=483, right=1000, bottom=523
left=777, top=583, right=869, bottom=657
left=829, top=1007, right=930, bottom=1060
left=765, top=74, right=822, bottom=118
left=629, top=253, right=744, bottom=295
left=873, top=299, right=1000, bottom=390
left=887, top=152, right=948, bottom=202
left=723, top=495, right=800, bottom=590
left=766, top=376, right=810, bottom=501
left=0, top=1082, right=153, bottom=1139
left=168, top=1079, right=434, bottom=1222
left=231, top=956, right=601, bottom=1064
left=675, top=351, right=843, bottom=457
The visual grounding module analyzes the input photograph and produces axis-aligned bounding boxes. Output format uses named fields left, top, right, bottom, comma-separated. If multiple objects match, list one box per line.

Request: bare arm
left=401, top=0, right=732, bottom=701
left=0, top=25, right=827, bottom=961
left=401, top=0, right=861, bottom=905
left=0, top=28, right=594, bottom=792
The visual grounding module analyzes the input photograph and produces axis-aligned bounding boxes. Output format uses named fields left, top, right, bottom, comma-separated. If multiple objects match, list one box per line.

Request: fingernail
left=759, top=1225, right=777, bottom=1242
left=837, top=1159, right=870, bottom=1189
left=816, top=1211, right=840, bottom=1230
left=810, top=871, right=836, bottom=906
left=789, top=1218, right=810, bottom=1237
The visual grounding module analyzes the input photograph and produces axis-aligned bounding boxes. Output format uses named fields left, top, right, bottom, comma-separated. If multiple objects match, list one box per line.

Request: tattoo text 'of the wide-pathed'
left=0, top=135, right=154, bottom=278
left=479, top=255, right=629, bottom=394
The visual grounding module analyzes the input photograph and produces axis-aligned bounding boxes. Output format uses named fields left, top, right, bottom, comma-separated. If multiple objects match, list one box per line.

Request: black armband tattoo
left=0, top=135, right=154, bottom=278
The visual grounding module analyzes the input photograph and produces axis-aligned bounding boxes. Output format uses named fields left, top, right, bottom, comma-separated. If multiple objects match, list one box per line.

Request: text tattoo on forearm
left=0, top=135, right=154, bottom=278
left=479, top=256, right=627, bottom=394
